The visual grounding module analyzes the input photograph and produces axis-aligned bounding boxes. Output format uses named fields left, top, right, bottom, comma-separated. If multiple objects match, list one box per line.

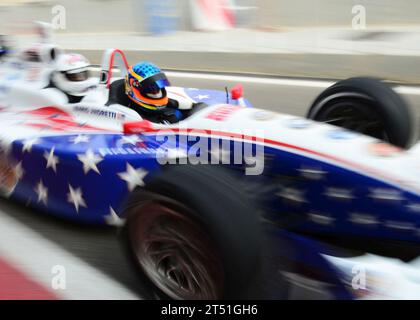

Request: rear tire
left=307, top=77, right=416, bottom=149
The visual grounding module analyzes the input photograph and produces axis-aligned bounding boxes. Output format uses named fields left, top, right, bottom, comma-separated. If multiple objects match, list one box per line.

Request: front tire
left=120, top=164, right=262, bottom=299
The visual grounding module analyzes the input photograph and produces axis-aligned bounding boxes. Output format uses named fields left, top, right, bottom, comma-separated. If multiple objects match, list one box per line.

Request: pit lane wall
left=258, top=0, right=420, bottom=29
left=2, top=0, right=420, bottom=83
left=76, top=49, right=420, bottom=84
left=1, top=0, right=420, bottom=35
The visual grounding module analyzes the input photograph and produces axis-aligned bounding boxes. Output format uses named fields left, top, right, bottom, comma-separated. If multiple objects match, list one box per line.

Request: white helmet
left=52, top=53, right=97, bottom=97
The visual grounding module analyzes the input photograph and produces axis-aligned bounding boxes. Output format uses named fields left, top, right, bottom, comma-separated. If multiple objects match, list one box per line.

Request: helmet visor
left=155, top=77, right=171, bottom=89
left=64, top=70, right=90, bottom=82
left=133, top=73, right=170, bottom=100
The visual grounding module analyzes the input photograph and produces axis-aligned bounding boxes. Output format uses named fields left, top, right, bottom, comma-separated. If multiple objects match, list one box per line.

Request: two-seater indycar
left=1, top=42, right=420, bottom=299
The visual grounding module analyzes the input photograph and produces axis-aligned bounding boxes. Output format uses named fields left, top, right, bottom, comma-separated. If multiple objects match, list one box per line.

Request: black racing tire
left=119, top=164, right=263, bottom=300
left=307, top=77, right=416, bottom=149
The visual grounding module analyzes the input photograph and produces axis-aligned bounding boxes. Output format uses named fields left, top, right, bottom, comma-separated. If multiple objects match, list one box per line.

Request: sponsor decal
left=205, top=105, right=241, bottom=121
left=286, top=118, right=312, bottom=129
left=327, top=129, right=358, bottom=140
left=368, top=142, right=403, bottom=157
left=73, top=106, right=126, bottom=121
left=98, top=147, right=158, bottom=157
left=0, top=157, right=19, bottom=196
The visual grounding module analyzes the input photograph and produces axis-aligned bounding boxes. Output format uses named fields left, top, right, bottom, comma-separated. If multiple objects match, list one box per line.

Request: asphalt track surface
left=1, top=71, right=420, bottom=299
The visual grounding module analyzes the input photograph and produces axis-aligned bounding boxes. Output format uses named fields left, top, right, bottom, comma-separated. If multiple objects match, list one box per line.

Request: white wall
left=0, top=0, right=419, bottom=35
left=257, top=0, right=420, bottom=29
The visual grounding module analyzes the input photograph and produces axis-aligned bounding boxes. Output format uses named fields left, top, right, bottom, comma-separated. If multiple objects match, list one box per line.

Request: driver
left=49, top=53, right=97, bottom=103
left=116, top=62, right=190, bottom=124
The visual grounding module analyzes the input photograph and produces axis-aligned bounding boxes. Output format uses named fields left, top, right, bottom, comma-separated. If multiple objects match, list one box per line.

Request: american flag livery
left=0, top=100, right=420, bottom=245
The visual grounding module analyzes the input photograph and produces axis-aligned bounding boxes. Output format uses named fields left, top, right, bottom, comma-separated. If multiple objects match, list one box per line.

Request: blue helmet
left=125, top=61, right=171, bottom=111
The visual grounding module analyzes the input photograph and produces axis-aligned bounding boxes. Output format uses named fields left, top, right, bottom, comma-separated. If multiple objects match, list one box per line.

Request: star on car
left=77, top=149, right=103, bottom=174
left=14, top=162, right=24, bottom=180
left=69, top=134, right=90, bottom=144
left=44, top=147, right=59, bottom=173
left=195, top=94, right=210, bottom=100
left=67, top=184, right=87, bottom=213
left=118, top=164, right=148, bottom=192
left=34, top=180, right=48, bottom=205
left=118, top=135, right=143, bottom=146
left=105, top=207, right=125, bottom=227
left=22, top=138, right=39, bottom=153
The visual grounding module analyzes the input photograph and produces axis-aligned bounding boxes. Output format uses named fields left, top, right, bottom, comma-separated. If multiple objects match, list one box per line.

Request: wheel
left=120, top=164, right=262, bottom=299
left=307, top=77, right=416, bottom=149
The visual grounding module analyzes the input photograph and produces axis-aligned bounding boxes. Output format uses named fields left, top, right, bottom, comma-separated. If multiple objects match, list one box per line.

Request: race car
left=1, top=45, right=420, bottom=299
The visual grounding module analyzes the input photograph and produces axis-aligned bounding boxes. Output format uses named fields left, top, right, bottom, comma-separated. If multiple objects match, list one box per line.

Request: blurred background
left=0, top=0, right=419, bottom=33
left=0, top=0, right=420, bottom=82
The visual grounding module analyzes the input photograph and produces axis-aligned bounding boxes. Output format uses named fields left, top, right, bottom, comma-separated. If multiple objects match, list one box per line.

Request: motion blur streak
left=0, top=257, right=57, bottom=300
left=165, top=71, right=420, bottom=96
left=165, top=71, right=335, bottom=88
left=0, top=210, right=141, bottom=300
